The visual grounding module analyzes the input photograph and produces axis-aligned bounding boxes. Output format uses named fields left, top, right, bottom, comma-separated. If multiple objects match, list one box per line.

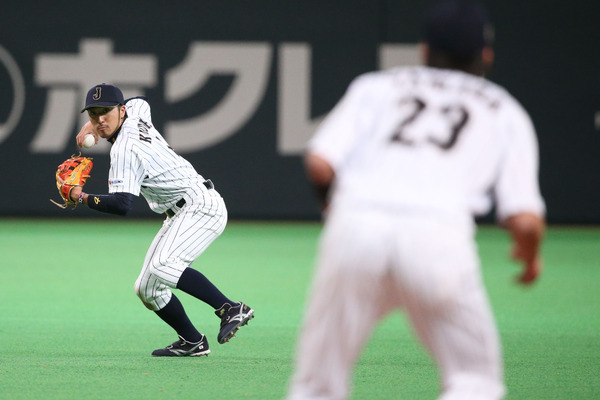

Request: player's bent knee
left=135, top=289, right=160, bottom=311
left=134, top=276, right=173, bottom=311
left=134, top=280, right=158, bottom=310
left=134, top=278, right=143, bottom=299
left=149, top=258, right=186, bottom=287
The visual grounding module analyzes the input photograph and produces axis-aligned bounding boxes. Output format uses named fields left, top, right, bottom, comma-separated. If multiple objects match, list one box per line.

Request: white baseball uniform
left=109, top=98, right=227, bottom=311
left=287, top=66, right=545, bottom=400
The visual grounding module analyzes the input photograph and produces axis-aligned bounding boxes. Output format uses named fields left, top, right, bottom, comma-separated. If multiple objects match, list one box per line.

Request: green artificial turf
left=0, top=219, right=598, bottom=399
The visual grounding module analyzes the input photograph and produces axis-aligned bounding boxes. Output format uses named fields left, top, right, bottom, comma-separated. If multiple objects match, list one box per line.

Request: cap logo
left=92, top=87, right=102, bottom=100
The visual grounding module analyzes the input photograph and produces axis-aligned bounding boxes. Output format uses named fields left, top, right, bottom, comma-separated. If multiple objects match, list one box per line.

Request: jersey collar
left=107, top=114, right=128, bottom=144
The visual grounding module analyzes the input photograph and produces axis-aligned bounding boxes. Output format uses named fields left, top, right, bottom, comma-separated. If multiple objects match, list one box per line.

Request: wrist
left=78, top=193, right=88, bottom=206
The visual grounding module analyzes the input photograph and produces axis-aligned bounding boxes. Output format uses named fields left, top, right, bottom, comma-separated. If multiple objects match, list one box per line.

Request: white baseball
left=82, top=134, right=96, bottom=148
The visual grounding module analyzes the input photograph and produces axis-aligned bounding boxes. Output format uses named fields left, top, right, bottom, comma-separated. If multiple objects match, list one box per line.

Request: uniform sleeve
left=108, top=135, right=145, bottom=196
left=494, top=101, right=546, bottom=221
left=307, top=76, right=370, bottom=171
left=125, top=97, right=152, bottom=122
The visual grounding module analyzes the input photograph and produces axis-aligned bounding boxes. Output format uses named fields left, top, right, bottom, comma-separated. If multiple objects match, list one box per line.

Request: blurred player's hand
left=511, top=244, right=542, bottom=285
left=505, top=213, right=545, bottom=285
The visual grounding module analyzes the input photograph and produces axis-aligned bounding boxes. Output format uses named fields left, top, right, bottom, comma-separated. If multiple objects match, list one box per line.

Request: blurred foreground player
left=287, top=1, right=545, bottom=399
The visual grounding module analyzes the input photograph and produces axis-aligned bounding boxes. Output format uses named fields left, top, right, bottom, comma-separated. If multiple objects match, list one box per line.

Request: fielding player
left=287, top=1, right=545, bottom=399
left=70, top=83, right=254, bottom=357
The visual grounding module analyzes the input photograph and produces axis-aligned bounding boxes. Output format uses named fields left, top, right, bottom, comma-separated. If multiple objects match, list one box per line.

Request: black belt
left=165, top=179, right=213, bottom=217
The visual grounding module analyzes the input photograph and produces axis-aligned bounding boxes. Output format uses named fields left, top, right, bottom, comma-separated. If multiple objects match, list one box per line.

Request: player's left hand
left=50, top=155, right=93, bottom=209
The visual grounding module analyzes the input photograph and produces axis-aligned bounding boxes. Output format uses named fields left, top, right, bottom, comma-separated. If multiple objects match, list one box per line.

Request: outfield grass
left=0, top=218, right=598, bottom=399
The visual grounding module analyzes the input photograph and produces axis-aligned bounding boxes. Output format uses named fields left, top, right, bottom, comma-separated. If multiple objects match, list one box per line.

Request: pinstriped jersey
left=108, top=98, right=205, bottom=214
left=309, top=66, right=545, bottom=223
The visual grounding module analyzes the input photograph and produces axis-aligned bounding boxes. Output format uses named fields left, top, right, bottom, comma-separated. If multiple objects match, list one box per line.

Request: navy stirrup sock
left=176, top=267, right=234, bottom=309
left=154, top=294, right=202, bottom=343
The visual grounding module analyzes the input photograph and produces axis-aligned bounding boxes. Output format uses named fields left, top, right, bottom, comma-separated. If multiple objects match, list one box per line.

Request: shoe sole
left=218, top=309, right=255, bottom=344
left=189, top=350, right=211, bottom=357
left=152, top=349, right=211, bottom=357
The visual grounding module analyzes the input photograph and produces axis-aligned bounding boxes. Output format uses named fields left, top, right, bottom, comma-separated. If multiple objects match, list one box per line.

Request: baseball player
left=286, top=1, right=545, bottom=399
left=70, top=83, right=254, bottom=356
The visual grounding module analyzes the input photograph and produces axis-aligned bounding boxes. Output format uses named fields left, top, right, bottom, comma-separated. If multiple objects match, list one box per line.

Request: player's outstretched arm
left=68, top=186, right=134, bottom=216
left=76, top=121, right=99, bottom=148
left=503, top=212, right=545, bottom=285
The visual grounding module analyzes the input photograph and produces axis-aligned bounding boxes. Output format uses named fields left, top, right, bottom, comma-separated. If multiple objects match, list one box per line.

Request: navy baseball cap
left=423, top=0, right=494, bottom=58
left=81, top=83, right=124, bottom=113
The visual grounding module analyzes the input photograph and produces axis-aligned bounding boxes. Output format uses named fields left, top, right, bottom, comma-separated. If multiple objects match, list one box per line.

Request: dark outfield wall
left=0, top=1, right=598, bottom=222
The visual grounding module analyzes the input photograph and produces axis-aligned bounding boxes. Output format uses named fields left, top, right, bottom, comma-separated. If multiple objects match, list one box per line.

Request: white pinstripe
left=109, top=98, right=203, bottom=214
left=134, top=190, right=227, bottom=310
left=105, top=98, right=227, bottom=311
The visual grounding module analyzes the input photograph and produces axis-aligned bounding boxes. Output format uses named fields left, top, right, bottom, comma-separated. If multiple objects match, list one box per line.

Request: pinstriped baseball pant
left=287, top=208, right=506, bottom=400
left=134, top=191, right=227, bottom=311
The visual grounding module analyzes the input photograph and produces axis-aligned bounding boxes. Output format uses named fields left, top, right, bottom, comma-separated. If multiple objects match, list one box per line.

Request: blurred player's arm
left=494, top=99, right=546, bottom=285
left=502, top=212, right=545, bottom=285
left=304, top=152, right=335, bottom=210
left=304, top=76, right=373, bottom=211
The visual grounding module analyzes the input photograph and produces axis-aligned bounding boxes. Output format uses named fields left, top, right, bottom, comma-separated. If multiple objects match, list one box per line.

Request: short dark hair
left=426, top=48, right=487, bottom=75
left=423, top=0, right=493, bottom=74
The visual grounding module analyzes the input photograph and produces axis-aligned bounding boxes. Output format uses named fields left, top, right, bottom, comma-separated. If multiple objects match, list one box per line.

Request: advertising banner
left=1, top=1, right=598, bottom=222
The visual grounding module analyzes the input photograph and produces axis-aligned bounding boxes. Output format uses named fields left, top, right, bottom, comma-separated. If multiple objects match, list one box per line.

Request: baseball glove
left=50, top=154, right=93, bottom=209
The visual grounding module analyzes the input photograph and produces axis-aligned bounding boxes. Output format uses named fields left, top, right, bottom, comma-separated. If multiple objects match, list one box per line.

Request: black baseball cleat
left=151, top=334, right=210, bottom=357
left=215, top=302, right=254, bottom=344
